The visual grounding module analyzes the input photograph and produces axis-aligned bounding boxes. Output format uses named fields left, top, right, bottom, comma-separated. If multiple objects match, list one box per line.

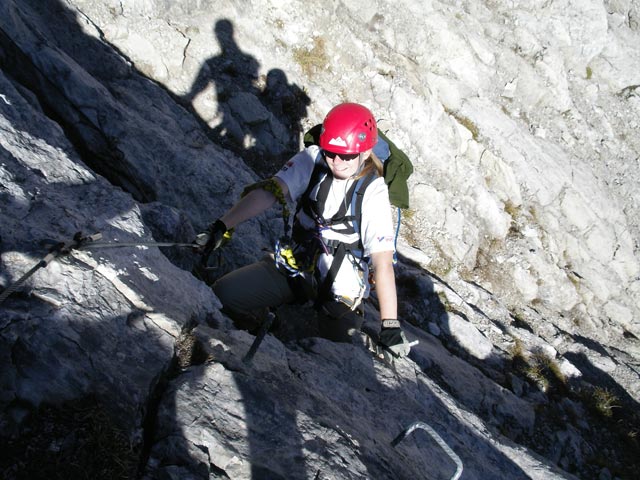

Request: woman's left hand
left=378, top=319, right=411, bottom=357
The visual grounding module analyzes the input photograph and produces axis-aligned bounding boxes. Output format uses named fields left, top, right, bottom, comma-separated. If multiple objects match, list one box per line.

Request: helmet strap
left=351, top=152, right=366, bottom=178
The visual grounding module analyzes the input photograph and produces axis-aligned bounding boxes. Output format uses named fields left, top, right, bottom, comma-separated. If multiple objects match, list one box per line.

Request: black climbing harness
left=277, top=163, right=378, bottom=310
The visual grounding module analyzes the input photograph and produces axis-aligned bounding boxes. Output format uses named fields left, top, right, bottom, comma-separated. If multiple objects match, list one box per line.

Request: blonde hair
left=355, top=151, right=384, bottom=180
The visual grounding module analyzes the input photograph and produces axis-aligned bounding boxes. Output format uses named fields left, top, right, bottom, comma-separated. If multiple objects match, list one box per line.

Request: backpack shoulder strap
left=350, top=172, right=377, bottom=242
left=297, top=160, right=330, bottom=225
left=303, top=124, right=323, bottom=148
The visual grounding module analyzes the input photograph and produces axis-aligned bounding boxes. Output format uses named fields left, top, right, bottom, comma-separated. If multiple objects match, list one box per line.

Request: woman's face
left=324, top=149, right=371, bottom=180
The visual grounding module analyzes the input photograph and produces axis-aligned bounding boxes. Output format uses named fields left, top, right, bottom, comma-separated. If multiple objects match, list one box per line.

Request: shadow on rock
left=179, top=18, right=310, bottom=177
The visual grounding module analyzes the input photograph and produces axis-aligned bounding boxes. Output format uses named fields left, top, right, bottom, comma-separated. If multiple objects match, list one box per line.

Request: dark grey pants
left=212, top=257, right=363, bottom=342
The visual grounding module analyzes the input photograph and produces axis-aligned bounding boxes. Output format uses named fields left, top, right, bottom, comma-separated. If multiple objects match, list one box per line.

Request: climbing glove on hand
left=378, top=319, right=411, bottom=358
left=194, top=219, right=228, bottom=258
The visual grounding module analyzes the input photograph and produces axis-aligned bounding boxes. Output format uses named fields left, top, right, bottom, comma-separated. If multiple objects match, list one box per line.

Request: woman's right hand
left=194, top=219, right=228, bottom=257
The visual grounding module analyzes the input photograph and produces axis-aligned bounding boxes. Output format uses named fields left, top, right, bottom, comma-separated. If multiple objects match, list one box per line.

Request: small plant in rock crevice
left=590, top=387, right=619, bottom=418
left=508, top=341, right=567, bottom=394
left=293, top=37, right=329, bottom=77
left=402, top=208, right=416, bottom=220
left=175, top=328, right=210, bottom=369
left=444, top=106, right=480, bottom=141
left=527, top=350, right=567, bottom=393
left=509, top=337, right=527, bottom=364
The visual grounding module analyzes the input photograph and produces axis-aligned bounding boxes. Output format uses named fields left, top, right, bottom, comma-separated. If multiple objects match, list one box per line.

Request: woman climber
left=195, top=102, right=411, bottom=358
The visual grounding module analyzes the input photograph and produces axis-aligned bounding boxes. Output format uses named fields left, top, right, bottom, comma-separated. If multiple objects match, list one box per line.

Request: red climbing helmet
left=319, top=103, right=378, bottom=154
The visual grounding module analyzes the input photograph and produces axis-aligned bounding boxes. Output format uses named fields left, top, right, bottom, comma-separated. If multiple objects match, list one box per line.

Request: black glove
left=378, top=319, right=411, bottom=358
left=194, top=219, right=228, bottom=258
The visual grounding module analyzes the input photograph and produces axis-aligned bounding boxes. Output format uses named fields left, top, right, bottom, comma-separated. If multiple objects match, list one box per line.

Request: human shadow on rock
left=180, top=19, right=310, bottom=178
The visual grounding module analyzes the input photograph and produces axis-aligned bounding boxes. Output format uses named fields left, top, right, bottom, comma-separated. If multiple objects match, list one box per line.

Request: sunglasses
left=323, top=150, right=360, bottom=161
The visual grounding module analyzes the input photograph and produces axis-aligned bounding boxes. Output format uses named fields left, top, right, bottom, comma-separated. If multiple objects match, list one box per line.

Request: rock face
left=1, top=0, right=638, bottom=479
